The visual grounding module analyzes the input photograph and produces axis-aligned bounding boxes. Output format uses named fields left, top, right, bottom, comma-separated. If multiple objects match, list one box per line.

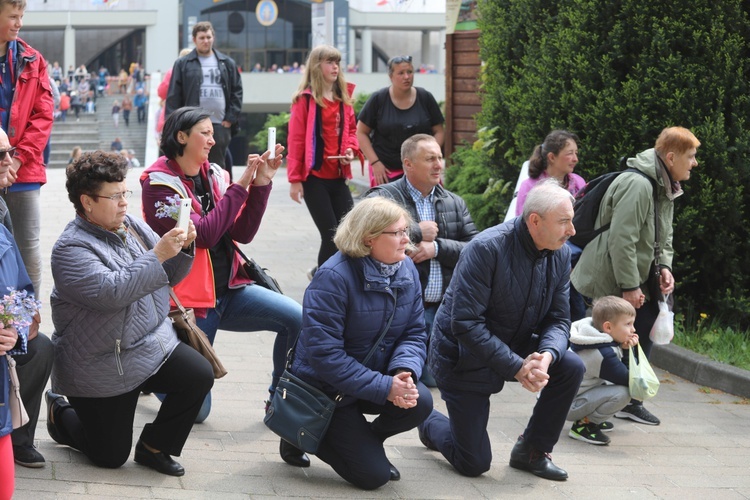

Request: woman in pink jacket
left=286, top=45, right=361, bottom=279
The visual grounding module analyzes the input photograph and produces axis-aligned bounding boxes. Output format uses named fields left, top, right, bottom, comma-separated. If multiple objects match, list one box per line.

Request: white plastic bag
left=628, top=344, right=660, bottom=401
left=649, top=294, right=674, bottom=345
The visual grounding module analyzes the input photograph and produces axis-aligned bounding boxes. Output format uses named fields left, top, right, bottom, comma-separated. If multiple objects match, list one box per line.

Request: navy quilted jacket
left=429, top=217, right=571, bottom=394
left=50, top=215, right=193, bottom=398
left=291, top=252, right=427, bottom=407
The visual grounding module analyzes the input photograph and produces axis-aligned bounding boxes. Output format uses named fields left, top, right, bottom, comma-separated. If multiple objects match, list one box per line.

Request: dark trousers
left=621, top=298, right=660, bottom=377
left=569, top=282, right=587, bottom=322
left=12, top=333, right=53, bottom=448
left=421, top=350, right=584, bottom=477
left=316, top=383, right=433, bottom=490
left=208, top=124, right=232, bottom=169
left=52, top=343, right=213, bottom=468
left=302, top=175, right=354, bottom=267
left=122, top=109, right=130, bottom=126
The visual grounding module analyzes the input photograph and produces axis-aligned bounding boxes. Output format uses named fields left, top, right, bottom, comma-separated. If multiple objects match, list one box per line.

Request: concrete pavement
left=12, top=164, right=750, bottom=499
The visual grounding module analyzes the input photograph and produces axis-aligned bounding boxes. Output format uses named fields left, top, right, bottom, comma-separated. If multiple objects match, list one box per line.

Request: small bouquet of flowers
left=0, top=287, right=42, bottom=354
left=154, top=194, right=182, bottom=221
left=0, top=287, right=41, bottom=330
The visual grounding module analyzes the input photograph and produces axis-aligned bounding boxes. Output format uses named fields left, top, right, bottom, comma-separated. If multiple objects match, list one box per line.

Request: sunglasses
left=0, top=147, right=16, bottom=159
left=389, top=55, right=413, bottom=67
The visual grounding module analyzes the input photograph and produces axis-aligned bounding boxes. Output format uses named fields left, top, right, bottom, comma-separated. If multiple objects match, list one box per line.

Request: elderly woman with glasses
left=286, top=197, right=433, bottom=490
left=45, top=151, right=214, bottom=477
left=357, top=55, right=445, bottom=186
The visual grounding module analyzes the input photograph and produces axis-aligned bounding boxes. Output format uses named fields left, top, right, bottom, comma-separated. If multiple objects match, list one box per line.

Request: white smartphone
left=267, top=127, right=276, bottom=159
left=176, top=198, right=191, bottom=233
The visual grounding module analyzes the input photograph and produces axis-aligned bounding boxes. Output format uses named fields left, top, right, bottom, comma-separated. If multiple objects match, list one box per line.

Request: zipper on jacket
left=114, top=339, right=124, bottom=376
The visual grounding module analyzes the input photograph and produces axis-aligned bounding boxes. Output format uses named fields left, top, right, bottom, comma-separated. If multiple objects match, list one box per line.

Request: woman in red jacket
left=286, top=45, right=361, bottom=279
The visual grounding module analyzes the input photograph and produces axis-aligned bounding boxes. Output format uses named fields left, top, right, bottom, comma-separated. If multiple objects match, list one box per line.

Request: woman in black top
left=357, top=55, right=444, bottom=186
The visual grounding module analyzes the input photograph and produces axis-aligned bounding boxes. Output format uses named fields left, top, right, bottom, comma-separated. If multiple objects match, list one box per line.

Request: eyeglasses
left=91, top=190, right=133, bottom=201
left=381, top=228, right=410, bottom=238
left=389, top=55, right=412, bottom=66
left=0, top=147, right=16, bottom=159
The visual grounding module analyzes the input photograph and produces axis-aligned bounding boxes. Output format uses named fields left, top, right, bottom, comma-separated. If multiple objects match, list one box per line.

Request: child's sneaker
left=568, top=420, right=611, bottom=445
left=615, top=403, right=660, bottom=425
left=598, top=421, right=614, bottom=432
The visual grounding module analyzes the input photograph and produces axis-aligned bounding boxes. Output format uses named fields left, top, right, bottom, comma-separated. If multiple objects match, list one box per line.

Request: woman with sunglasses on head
left=46, top=151, right=214, bottom=477
left=357, top=55, right=445, bottom=187
left=284, top=197, right=433, bottom=489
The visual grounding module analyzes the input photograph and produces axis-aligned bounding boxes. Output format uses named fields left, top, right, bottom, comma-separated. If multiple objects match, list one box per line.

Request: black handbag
left=264, top=290, right=398, bottom=454
left=227, top=238, right=283, bottom=294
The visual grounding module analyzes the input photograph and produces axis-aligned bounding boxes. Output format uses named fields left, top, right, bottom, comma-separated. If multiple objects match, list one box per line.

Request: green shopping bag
left=628, top=344, right=660, bottom=401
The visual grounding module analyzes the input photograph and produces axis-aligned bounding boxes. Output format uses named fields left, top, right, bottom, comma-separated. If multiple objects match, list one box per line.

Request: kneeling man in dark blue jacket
left=418, top=180, right=585, bottom=481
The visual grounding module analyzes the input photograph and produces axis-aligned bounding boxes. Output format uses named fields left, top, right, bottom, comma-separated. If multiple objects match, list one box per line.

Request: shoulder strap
left=651, top=150, right=661, bottom=265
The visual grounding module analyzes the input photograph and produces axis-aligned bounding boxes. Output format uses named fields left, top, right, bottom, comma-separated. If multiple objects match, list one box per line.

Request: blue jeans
left=193, top=284, right=302, bottom=421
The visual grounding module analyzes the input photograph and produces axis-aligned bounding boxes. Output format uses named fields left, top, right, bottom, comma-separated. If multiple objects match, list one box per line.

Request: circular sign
left=256, top=0, right=278, bottom=27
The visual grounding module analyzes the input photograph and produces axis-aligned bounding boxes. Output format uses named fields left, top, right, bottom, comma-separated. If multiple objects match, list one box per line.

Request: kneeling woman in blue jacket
left=289, top=197, right=433, bottom=490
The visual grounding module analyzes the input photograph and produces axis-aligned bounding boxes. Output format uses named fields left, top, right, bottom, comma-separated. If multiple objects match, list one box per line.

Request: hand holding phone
left=177, top=198, right=191, bottom=233
left=267, top=127, right=276, bottom=159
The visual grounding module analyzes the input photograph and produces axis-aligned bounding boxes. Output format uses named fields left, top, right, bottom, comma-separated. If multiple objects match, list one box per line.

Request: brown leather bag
left=169, top=289, right=228, bottom=379
left=126, top=225, right=227, bottom=378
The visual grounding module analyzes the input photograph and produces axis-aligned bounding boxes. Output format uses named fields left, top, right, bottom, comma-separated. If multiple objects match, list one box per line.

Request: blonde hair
left=591, top=296, right=636, bottom=331
left=334, top=197, right=412, bottom=258
left=292, top=45, right=352, bottom=107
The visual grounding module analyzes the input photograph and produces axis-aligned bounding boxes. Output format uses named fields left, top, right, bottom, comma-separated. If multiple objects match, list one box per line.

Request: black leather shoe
left=509, top=435, right=568, bottom=481
left=45, top=389, right=72, bottom=446
left=279, top=439, right=310, bottom=468
left=134, top=440, right=185, bottom=476
left=388, top=461, right=401, bottom=481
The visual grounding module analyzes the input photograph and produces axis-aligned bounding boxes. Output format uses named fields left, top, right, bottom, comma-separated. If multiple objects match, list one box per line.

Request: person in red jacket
left=0, top=0, right=54, bottom=299
left=286, top=45, right=361, bottom=279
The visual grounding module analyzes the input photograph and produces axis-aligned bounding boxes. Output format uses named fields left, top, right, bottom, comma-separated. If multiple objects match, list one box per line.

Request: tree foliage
left=456, top=0, right=750, bottom=324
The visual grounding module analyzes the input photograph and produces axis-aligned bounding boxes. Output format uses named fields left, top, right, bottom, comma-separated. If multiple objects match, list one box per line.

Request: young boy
left=566, top=296, right=639, bottom=445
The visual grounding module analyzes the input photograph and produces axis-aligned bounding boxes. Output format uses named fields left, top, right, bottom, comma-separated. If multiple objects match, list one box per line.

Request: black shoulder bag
left=264, top=290, right=398, bottom=454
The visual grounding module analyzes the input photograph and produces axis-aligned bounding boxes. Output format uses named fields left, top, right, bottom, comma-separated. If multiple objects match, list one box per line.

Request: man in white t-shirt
left=166, top=21, right=243, bottom=170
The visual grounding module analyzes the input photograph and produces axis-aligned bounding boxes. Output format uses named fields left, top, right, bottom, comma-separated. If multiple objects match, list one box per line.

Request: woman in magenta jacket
left=286, top=45, right=361, bottom=279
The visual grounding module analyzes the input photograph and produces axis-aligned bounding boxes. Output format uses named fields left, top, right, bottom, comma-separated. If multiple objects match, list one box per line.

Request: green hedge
left=448, top=0, right=750, bottom=325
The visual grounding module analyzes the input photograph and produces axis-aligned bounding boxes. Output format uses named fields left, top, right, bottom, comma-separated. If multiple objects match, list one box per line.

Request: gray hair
left=522, top=178, right=575, bottom=221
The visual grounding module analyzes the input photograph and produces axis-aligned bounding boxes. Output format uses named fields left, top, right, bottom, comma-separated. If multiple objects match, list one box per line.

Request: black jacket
left=428, top=217, right=572, bottom=394
left=365, top=178, right=478, bottom=300
left=165, top=48, right=243, bottom=130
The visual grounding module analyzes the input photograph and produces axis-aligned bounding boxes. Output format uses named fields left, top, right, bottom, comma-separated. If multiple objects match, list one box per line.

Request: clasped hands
left=514, top=352, right=553, bottom=393
left=408, top=221, right=438, bottom=264
left=387, top=370, right=420, bottom=409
